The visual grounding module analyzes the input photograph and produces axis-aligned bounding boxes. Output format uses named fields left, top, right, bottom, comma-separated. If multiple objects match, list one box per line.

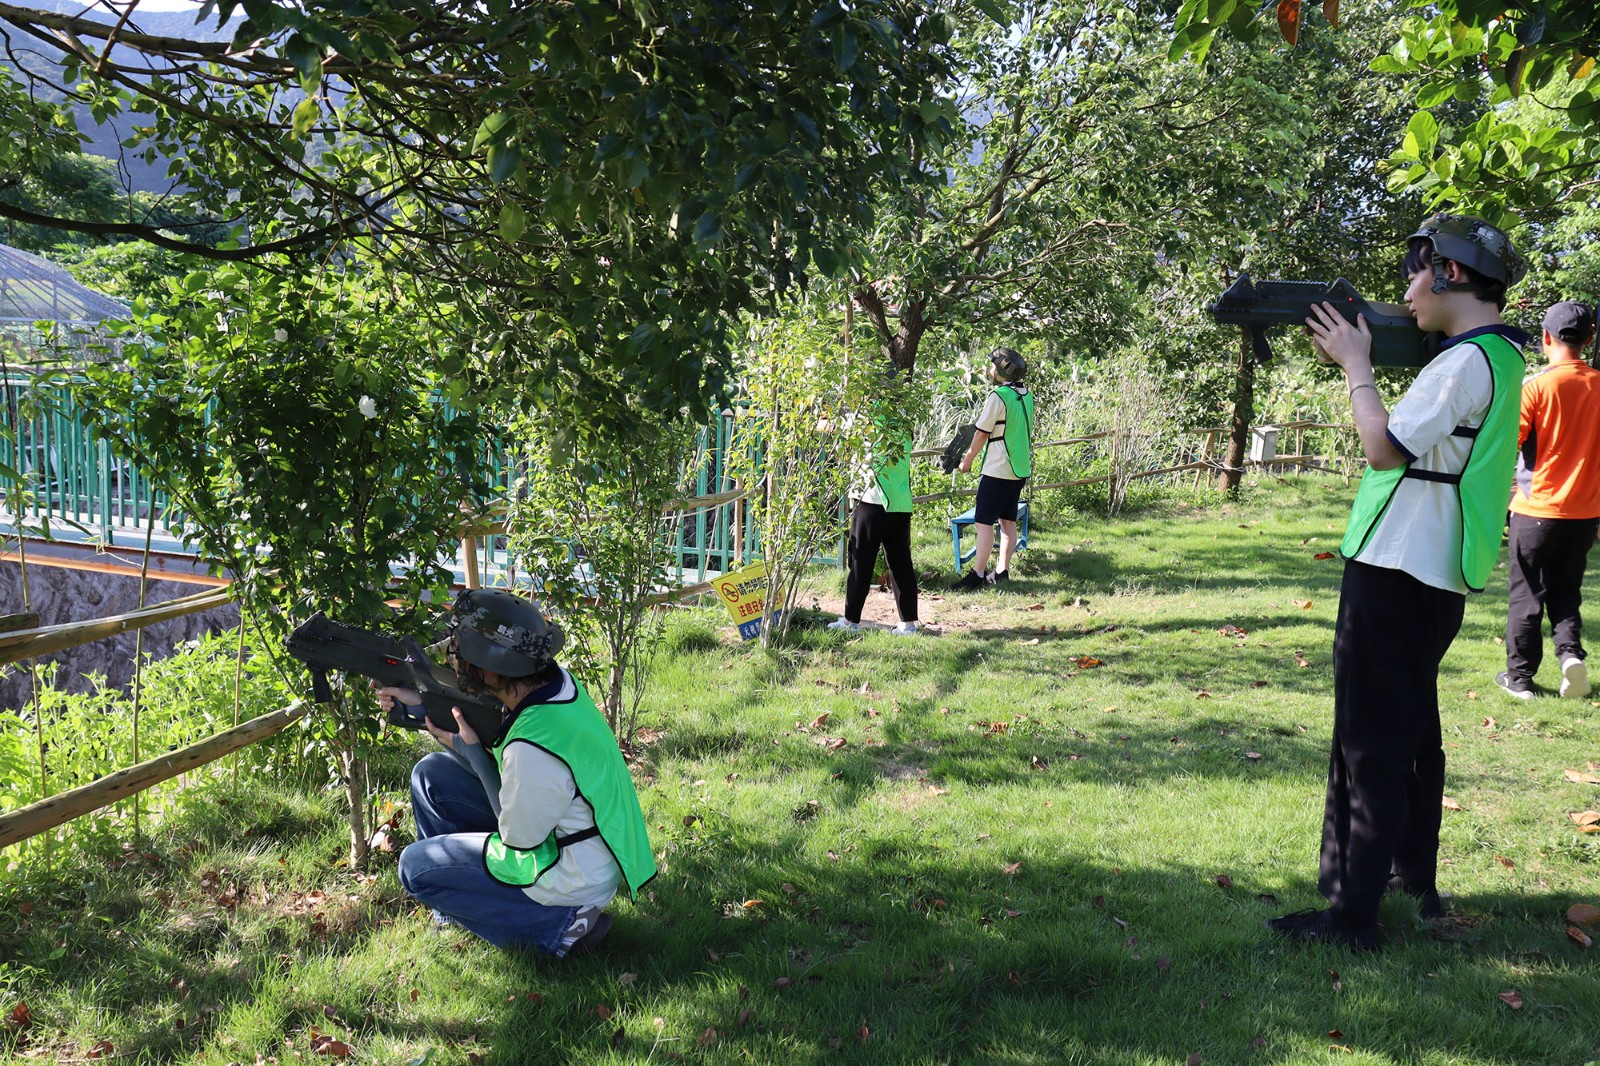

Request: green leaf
left=1402, top=110, right=1439, bottom=159
left=291, top=97, right=319, bottom=140
left=1415, top=80, right=1456, bottom=108
left=472, top=112, right=514, bottom=151
left=972, top=0, right=1010, bottom=26
left=692, top=210, right=722, bottom=245
left=498, top=203, right=526, bottom=243
left=487, top=142, right=522, bottom=184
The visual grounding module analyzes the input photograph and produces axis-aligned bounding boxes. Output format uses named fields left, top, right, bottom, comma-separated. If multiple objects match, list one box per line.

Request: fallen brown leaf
left=1328, top=1029, right=1343, bottom=1038
left=86, top=1041, right=116, bottom=1060
left=809, top=712, right=830, bottom=729
left=1567, top=925, right=1594, bottom=949
left=618, top=972, right=637, bottom=986
left=1294, top=652, right=1310, bottom=668
left=1002, top=861, right=1022, bottom=875
left=1073, top=656, right=1104, bottom=669
left=1215, top=874, right=1234, bottom=888
left=1195, top=690, right=1213, bottom=699
left=1482, top=717, right=1497, bottom=730
left=773, top=977, right=792, bottom=989
left=1244, top=752, right=1262, bottom=760
left=1564, top=769, right=1600, bottom=785
left=1572, top=811, right=1600, bottom=827
left=1025, top=603, right=1045, bottom=611
left=1496, top=855, right=1516, bottom=869
left=595, top=1005, right=614, bottom=1019
left=1293, top=598, right=1314, bottom=609
left=310, top=1035, right=352, bottom=1058
left=1497, top=989, right=1524, bottom=1009
left=1441, top=796, right=1462, bottom=811
left=857, top=1024, right=872, bottom=1044
left=1566, top=903, right=1600, bottom=926
left=737, top=1007, right=752, bottom=1028
left=698, top=1027, right=718, bottom=1047
left=1313, top=553, right=1335, bottom=561
left=6, top=1003, right=30, bottom=1031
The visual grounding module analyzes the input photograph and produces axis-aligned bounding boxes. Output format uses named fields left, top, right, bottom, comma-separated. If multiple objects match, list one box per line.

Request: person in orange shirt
left=1498, top=301, right=1600, bottom=700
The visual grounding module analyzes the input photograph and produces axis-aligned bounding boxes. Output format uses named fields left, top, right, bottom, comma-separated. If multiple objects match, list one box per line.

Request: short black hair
left=1403, top=239, right=1508, bottom=310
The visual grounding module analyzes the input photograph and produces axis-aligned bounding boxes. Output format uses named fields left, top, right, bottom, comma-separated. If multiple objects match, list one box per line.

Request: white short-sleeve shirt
left=1351, top=327, right=1525, bottom=593
left=975, top=387, right=1029, bottom=480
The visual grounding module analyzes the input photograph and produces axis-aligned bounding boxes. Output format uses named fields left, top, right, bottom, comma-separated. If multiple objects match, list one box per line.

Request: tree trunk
left=341, top=733, right=370, bottom=872
left=1216, top=327, right=1256, bottom=495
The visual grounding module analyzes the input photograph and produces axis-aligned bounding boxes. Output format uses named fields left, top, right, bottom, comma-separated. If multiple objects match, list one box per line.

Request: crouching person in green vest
left=1265, top=215, right=1528, bottom=951
left=378, top=589, right=656, bottom=956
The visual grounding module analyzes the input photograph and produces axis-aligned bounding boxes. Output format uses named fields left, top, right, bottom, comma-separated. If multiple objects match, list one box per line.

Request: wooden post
left=462, top=535, right=481, bottom=589
left=0, top=702, right=312, bottom=851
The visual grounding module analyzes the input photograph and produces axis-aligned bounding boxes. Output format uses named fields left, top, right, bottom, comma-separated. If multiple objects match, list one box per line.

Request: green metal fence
left=2, top=377, right=824, bottom=585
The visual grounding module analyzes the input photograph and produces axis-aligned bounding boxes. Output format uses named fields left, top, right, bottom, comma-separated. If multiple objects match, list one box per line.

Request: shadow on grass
left=484, top=832, right=1600, bottom=1064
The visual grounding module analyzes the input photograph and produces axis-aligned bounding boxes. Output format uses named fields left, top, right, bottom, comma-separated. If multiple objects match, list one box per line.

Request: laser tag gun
left=284, top=612, right=504, bottom=740
left=941, top=424, right=977, bottom=474
left=1207, top=274, right=1443, bottom=369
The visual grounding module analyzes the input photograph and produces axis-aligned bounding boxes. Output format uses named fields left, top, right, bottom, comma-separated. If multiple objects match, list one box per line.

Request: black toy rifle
left=284, top=612, right=505, bottom=741
left=1208, top=274, right=1442, bottom=369
left=941, top=424, right=977, bottom=474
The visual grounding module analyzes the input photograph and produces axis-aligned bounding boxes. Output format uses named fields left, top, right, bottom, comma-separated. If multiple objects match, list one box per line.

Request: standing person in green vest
left=953, top=347, right=1033, bottom=590
left=1266, top=214, right=1528, bottom=951
left=377, top=589, right=656, bottom=956
left=829, top=380, right=921, bottom=635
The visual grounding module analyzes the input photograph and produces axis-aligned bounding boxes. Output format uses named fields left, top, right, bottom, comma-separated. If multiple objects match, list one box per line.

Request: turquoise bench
left=950, top=500, right=1030, bottom=572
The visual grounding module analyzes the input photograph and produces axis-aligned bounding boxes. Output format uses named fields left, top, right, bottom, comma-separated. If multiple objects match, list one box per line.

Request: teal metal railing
left=2, top=377, right=830, bottom=586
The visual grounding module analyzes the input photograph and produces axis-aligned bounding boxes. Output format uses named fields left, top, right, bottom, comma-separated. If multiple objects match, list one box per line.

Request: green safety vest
left=986, top=386, right=1034, bottom=478
left=481, top=678, right=657, bottom=898
left=1340, top=333, right=1525, bottom=592
left=872, top=434, right=913, bottom=513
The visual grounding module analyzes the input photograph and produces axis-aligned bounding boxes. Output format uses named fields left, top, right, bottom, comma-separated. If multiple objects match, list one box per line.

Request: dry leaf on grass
left=1497, top=990, right=1524, bottom=1009
left=1496, top=855, right=1516, bottom=869
left=1567, top=925, right=1594, bottom=948
left=1566, top=903, right=1600, bottom=926
left=1441, top=797, right=1462, bottom=811
left=1564, top=769, right=1600, bottom=785
left=310, top=1035, right=352, bottom=1058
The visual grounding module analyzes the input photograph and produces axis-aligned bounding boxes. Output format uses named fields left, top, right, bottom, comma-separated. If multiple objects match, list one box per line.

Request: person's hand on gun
left=425, top=708, right=481, bottom=752
left=1304, top=301, right=1373, bottom=370
left=372, top=681, right=422, bottom=716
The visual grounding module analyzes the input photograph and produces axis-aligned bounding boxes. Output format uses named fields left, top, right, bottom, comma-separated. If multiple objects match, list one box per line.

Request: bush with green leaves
left=506, top=414, right=697, bottom=740
left=725, top=308, right=920, bottom=644
left=55, top=256, right=495, bottom=868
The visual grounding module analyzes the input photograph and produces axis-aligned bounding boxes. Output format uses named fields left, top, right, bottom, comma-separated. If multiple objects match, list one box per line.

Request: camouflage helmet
left=1407, top=213, right=1527, bottom=291
left=448, top=589, right=564, bottom=677
left=989, top=347, right=1027, bottom=382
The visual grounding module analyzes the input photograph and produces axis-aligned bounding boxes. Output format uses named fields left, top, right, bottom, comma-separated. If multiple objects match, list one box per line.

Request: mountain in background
left=1, top=0, right=240, bottom=193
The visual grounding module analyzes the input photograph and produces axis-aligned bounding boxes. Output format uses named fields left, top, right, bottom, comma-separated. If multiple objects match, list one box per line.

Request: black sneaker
left=1385, top=875, right=1444, bottom=920
left=992, top=569, right=1010, bottom=583
left=1494, top=671, right=1534, bottom=700
left=951, top=569, right=987, bottom=591
left=1266, top=908, right=1379, bottom=951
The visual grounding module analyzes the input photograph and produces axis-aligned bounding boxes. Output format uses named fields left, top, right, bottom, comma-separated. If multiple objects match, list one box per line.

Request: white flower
left=273, top=328, right=288, bottom=343
left=358, top=395, right=378, bottom=419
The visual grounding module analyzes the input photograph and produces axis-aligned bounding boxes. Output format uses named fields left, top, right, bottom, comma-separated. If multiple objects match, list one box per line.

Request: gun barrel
left=1206, top=273, right=1438, bottom=369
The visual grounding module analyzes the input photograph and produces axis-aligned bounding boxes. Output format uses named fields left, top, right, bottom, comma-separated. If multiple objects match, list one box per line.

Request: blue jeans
left=399, top=751, right=576, bottom=954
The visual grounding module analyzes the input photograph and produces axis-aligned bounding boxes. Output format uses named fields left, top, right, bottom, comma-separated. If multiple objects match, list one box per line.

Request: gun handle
left=1248, top=325, right=1274, bottom=365
left=310, top=667, right=333, bottom=704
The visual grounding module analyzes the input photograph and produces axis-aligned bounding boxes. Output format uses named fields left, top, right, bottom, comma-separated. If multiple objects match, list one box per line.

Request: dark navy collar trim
left=1442, top=323, right=1529, bottom=349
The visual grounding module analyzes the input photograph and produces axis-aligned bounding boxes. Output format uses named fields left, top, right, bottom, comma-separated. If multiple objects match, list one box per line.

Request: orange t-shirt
left=1510, top=360, right=1600, bottom=519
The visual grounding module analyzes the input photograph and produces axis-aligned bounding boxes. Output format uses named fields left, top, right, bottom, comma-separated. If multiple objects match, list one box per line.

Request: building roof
left=0, top=242, right=129, bottom=325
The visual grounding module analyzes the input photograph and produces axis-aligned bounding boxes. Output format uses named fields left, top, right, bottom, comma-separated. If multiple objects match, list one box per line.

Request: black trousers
left=1318, top=561, right=1463, bottom=927
left=843, top=502, right=917, bottom=624
left=1505, top=512, right=1599, bottom=681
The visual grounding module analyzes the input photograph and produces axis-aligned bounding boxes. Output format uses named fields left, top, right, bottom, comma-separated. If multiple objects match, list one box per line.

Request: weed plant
left=3, top=477, right=1598, bottom=1065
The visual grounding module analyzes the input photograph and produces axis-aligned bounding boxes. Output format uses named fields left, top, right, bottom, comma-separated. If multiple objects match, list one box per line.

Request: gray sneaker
left=1495, top=671, right=1534, bottom=700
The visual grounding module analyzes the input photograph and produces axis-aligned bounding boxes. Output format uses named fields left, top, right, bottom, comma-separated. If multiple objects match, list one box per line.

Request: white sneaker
left=826, top=617, right=860, bottom=632
left=1560, top=656, right=1590, bottom=698
left=890, top=622, right=919, bottom=636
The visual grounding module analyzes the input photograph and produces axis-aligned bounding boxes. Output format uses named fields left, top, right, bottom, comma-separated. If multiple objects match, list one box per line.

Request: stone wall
left=1, top=562, right=239, bottom=709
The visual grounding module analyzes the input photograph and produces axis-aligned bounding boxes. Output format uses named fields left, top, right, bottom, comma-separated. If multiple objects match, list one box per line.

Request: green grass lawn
left=4, top=476, right=1599, bottom=1065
